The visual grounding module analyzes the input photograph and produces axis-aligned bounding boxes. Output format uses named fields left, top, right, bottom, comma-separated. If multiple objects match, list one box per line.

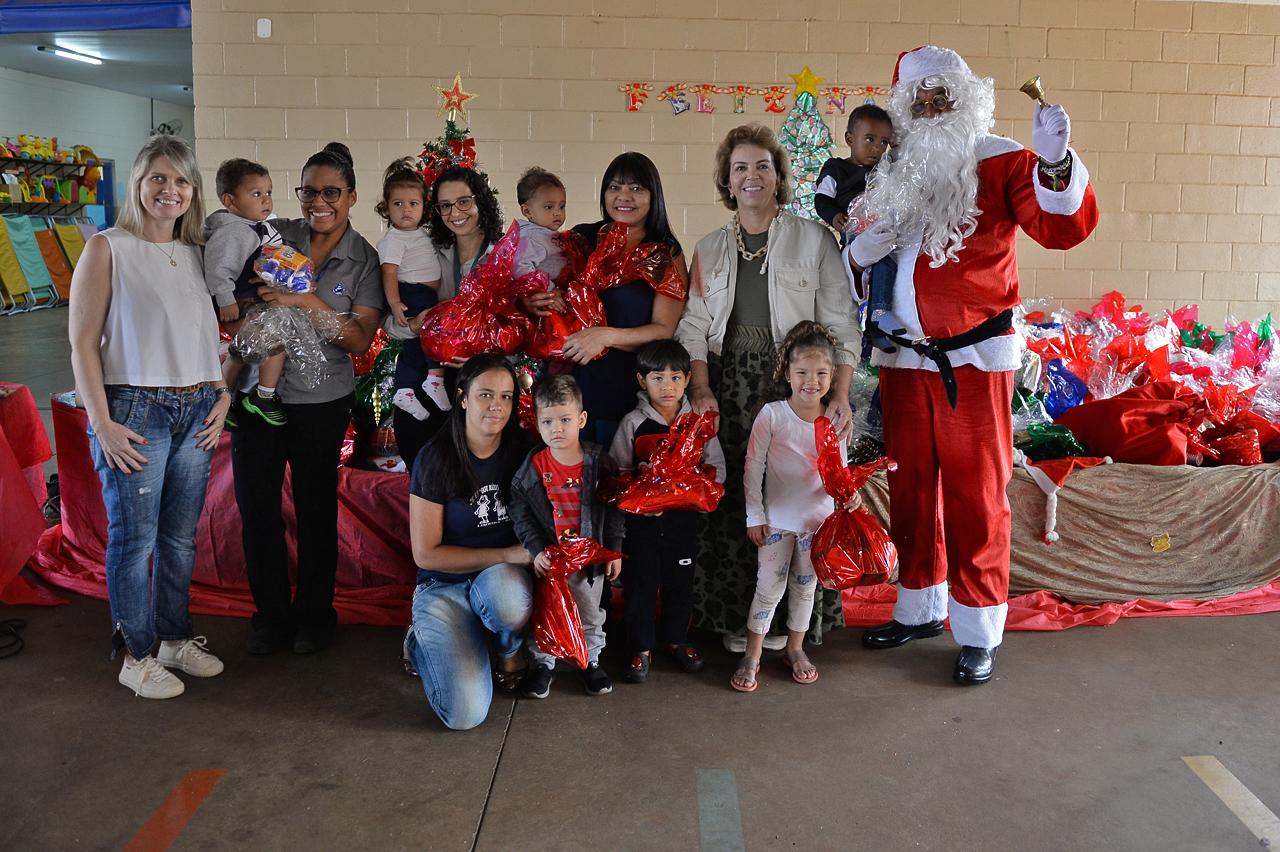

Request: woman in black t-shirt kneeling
left=406, top=354, right=533, bottom=730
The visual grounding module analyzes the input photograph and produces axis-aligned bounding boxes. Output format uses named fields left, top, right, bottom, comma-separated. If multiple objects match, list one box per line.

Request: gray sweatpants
left=529, top=570, right=607, bottom=668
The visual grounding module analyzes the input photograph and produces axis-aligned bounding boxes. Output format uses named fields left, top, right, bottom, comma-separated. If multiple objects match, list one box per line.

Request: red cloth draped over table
left=31, top=398, right=416, bottom=624
left=0, top=382, right=51, bottom=504
left=31, top=398, right=1280, bottom=630
left=0, top=382, right=62, bottom=605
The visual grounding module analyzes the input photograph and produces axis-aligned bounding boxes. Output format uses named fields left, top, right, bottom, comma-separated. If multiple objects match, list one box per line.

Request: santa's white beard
left=865, top=111, right=982, bottom=268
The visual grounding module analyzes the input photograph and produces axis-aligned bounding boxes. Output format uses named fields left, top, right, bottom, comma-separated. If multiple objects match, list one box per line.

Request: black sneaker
left=623, top=653, right=650, bottom=684
left=292, top=624, right=332, bottom=655
left=522, top=664, right=554, bottom=699
left=582, top=662, right=613, bottom=695
left=222, top=403, right=240, bottom=431
left=242, top=386, right=287, bottom=426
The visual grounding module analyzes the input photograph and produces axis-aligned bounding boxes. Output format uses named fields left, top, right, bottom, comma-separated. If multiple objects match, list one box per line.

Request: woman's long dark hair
left=416, top=354, right=528, bottom=502
left=426, top=166, right=504, bottom=250
left=596, top=151, right=683, bottom=257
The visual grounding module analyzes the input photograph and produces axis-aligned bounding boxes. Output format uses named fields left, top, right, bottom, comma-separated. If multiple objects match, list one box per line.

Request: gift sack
left=419, top=220, right=543, bottom=363
left=613, top=411, right=724, bottom=514
left=810, top=416, right=898, bottom=590
left=532, top=534, right=624, bottom=669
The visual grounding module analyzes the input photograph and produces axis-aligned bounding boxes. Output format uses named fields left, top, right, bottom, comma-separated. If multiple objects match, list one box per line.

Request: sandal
left=624, top=652, right=651, bottom=684
left=493, top=651, right=528, bottom=694
left=782, top=650, right=819, bottom=684
left=730, top=657, right=761, bottom=693
left=668, top=643, right=705, bottom=674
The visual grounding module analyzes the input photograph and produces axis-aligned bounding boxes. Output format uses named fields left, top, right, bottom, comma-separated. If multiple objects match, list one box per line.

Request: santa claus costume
left=844, top=46, right=1099, bottom=683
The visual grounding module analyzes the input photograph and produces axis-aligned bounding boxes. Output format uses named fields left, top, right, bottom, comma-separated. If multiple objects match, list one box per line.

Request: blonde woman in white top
left=68, top=135, right=231, bottom=700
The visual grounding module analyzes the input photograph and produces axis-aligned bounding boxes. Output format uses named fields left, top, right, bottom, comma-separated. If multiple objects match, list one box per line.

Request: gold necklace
left=151, top=239, right=178, bottom=268
left=734, top=215, right=768, bottom=262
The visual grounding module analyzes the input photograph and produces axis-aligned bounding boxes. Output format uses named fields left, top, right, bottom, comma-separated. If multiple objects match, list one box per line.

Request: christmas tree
left=779, top=67, right=835, bottom=222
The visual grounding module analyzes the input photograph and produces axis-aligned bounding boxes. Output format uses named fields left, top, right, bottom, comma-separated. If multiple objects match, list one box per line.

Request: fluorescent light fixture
left=37, top=45, right=102, bottom=65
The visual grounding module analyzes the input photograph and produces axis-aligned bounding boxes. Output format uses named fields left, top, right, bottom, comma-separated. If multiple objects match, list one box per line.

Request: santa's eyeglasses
left=909, top=94, right=955, bottom=116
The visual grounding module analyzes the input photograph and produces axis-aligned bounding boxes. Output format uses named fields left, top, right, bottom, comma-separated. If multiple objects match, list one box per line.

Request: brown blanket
left=860, top=463, right=1280, bottom=605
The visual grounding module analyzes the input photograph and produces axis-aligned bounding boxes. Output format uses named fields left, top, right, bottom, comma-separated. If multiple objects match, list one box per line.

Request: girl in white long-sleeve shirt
left=732, top=322, right=855, bottom=693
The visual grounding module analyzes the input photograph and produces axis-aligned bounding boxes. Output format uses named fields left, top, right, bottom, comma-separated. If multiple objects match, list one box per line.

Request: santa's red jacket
left=848, top=134, right=1099, bottom=372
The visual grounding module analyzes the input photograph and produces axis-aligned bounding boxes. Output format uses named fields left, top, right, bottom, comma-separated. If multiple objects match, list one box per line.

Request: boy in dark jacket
left=511, top=375, right=625, bottom=698
left=609, top=340, right=726, bottom=684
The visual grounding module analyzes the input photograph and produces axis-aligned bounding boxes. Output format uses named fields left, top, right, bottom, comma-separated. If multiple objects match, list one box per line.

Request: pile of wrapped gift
left=1014, top=291, right=1279, bottom=467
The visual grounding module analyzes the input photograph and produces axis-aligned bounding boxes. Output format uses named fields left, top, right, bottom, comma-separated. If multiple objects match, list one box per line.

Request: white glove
left=1032, top=103, right=1070, bottom=164
left=849, top=221, right=896, bottom=269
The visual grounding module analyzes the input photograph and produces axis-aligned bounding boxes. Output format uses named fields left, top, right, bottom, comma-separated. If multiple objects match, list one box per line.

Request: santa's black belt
left=885, top=309, right=1014, bottom=409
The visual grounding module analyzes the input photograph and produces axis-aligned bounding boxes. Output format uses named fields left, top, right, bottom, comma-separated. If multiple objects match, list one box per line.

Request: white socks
left=422, top=375, right=452, bottom=411
left=393, top=388, right=430, bottom=421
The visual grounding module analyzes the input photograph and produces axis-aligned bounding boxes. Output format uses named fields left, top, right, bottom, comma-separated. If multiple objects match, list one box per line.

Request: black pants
left=623, top=511, right=698, bottom=654
left=230, top=392, right=352, bottom=636
left=392, top=281, right=440, bottom=393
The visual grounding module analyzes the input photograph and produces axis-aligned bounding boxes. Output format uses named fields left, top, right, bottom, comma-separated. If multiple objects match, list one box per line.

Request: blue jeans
left=406, top=563, right=532, bottom=731
left=88, top=385, right=215, bottom=658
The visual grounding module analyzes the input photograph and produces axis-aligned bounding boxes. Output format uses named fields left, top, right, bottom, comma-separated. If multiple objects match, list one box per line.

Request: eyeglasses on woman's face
left=295, top=185, right=350, bottom=203
left=434, top=195, right=476, bottom=214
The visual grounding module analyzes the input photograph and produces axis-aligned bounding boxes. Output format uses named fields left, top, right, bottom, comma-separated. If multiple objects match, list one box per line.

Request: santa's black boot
left=953, top=645, right=998, bottom=685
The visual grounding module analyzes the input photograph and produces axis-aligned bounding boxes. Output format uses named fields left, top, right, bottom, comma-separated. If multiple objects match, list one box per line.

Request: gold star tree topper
left=789, top=66, right=825, bottom=99
left=435, top=73, right=477, bottom=122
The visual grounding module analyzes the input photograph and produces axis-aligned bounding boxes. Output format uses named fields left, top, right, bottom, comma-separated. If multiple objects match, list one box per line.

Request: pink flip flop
left=730, top=659, right=761, bottom=693
left=782, top=652, right=819, bottom=684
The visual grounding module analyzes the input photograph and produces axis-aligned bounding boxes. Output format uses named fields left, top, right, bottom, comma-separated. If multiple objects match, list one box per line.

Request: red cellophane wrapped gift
left=526, top=222, right=687, bottom=362
left=532, top=533, right=624, bottom=669
left=419, top=221, right=548, bottom=363
left=614, top=411, right=724, bottom=514
left=810, top=416, right=898, bottom=590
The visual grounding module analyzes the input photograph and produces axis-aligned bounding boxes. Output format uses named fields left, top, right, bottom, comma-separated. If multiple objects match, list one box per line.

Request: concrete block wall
left=191, top=0, right=1280, bottom=322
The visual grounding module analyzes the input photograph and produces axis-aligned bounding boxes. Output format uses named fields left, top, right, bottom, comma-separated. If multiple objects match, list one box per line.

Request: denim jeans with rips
left=406, top=562, right=532, bottom=731
left=88, top=384, right=215, bottom=659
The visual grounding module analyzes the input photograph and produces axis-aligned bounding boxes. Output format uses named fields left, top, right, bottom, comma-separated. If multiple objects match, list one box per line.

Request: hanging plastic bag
left=532, top=534, right=624, bottom=669
left=809, top=416, right=897, bottom=590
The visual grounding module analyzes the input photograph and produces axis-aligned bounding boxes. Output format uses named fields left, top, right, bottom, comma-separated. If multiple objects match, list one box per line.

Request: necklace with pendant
left=152, top=240, right=178, bottom=268
left=734, top=214, right=768, bottom=262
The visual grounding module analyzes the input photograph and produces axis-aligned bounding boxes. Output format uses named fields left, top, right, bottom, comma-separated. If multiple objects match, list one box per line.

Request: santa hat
left=1013, top=450, right=1112, bottom=544
left=892, top=45, right=974, bottom=88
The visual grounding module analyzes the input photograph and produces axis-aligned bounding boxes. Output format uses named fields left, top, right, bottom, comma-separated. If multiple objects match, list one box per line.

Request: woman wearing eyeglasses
left=229, top=141, right=386, bottom=656
left=392, top=165, right=506, bottom=469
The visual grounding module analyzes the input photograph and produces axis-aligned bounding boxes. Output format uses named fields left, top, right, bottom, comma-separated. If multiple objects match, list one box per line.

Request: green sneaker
left=242, top=387, right=287, bottom=426
left=223, top=402, right=240, bottom=431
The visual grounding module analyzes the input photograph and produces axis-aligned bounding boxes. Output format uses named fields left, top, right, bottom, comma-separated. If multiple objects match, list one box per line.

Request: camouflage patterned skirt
left=691, top=325, right=846, bottom=644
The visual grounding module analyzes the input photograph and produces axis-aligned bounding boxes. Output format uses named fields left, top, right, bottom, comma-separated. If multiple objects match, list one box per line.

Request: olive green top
left=727, top=228, right=771, bottom=332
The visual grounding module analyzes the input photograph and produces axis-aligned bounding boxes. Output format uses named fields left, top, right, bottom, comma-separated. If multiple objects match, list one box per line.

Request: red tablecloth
left=30, top=397, right=1280, bottom=631
left=32, top=399, right=416, bottom=624
left=0, top=382, right=61, bottom=605
left=0, top=381, right=50, bottom=504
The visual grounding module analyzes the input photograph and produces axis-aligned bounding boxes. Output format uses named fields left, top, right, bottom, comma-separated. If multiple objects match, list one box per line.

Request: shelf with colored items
left=0, top=155, right=116, bottom=224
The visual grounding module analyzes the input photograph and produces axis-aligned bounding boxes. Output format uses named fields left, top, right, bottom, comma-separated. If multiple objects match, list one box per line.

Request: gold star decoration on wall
left=789, top=66, right=825, bottom=100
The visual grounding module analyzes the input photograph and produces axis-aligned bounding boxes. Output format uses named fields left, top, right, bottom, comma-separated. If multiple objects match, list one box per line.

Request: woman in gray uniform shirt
left=230, top=142, right=386, bottom=656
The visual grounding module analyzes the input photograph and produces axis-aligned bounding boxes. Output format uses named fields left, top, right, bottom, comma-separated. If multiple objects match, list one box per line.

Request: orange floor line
left=122, top=768, right=226, bottom=852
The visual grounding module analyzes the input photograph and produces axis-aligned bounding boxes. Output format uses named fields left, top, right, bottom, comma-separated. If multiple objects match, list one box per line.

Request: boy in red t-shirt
left=510, top=375, right=624, bottom=698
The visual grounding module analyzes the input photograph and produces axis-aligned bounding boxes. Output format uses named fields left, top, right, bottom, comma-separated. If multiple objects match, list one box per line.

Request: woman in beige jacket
left=675, top=123, right=861, bottom=652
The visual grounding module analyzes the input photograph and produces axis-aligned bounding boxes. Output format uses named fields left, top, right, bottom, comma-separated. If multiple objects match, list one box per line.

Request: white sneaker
left=157, top=636, right=225, bottom=678
left=722, top=632, right=789, bottom=653
left=119, top=654, right=185, bottom=699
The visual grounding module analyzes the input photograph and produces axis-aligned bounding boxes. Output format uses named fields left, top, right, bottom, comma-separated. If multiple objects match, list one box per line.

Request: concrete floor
left=3, top=309, right=1280, bottom=851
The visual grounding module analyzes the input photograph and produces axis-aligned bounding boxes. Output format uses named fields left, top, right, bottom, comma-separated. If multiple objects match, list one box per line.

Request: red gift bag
left=419, top=221, right=544, bottom=363
left=810, top=417, right=898, bottom=590
left=532, top=534, right=624, bottom=669
left=613, top=411, right=724, bottom=514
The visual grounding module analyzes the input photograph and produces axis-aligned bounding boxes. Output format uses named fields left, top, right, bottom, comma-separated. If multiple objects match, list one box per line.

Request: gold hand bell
left=1020, top=75, right=1050, bottom=108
